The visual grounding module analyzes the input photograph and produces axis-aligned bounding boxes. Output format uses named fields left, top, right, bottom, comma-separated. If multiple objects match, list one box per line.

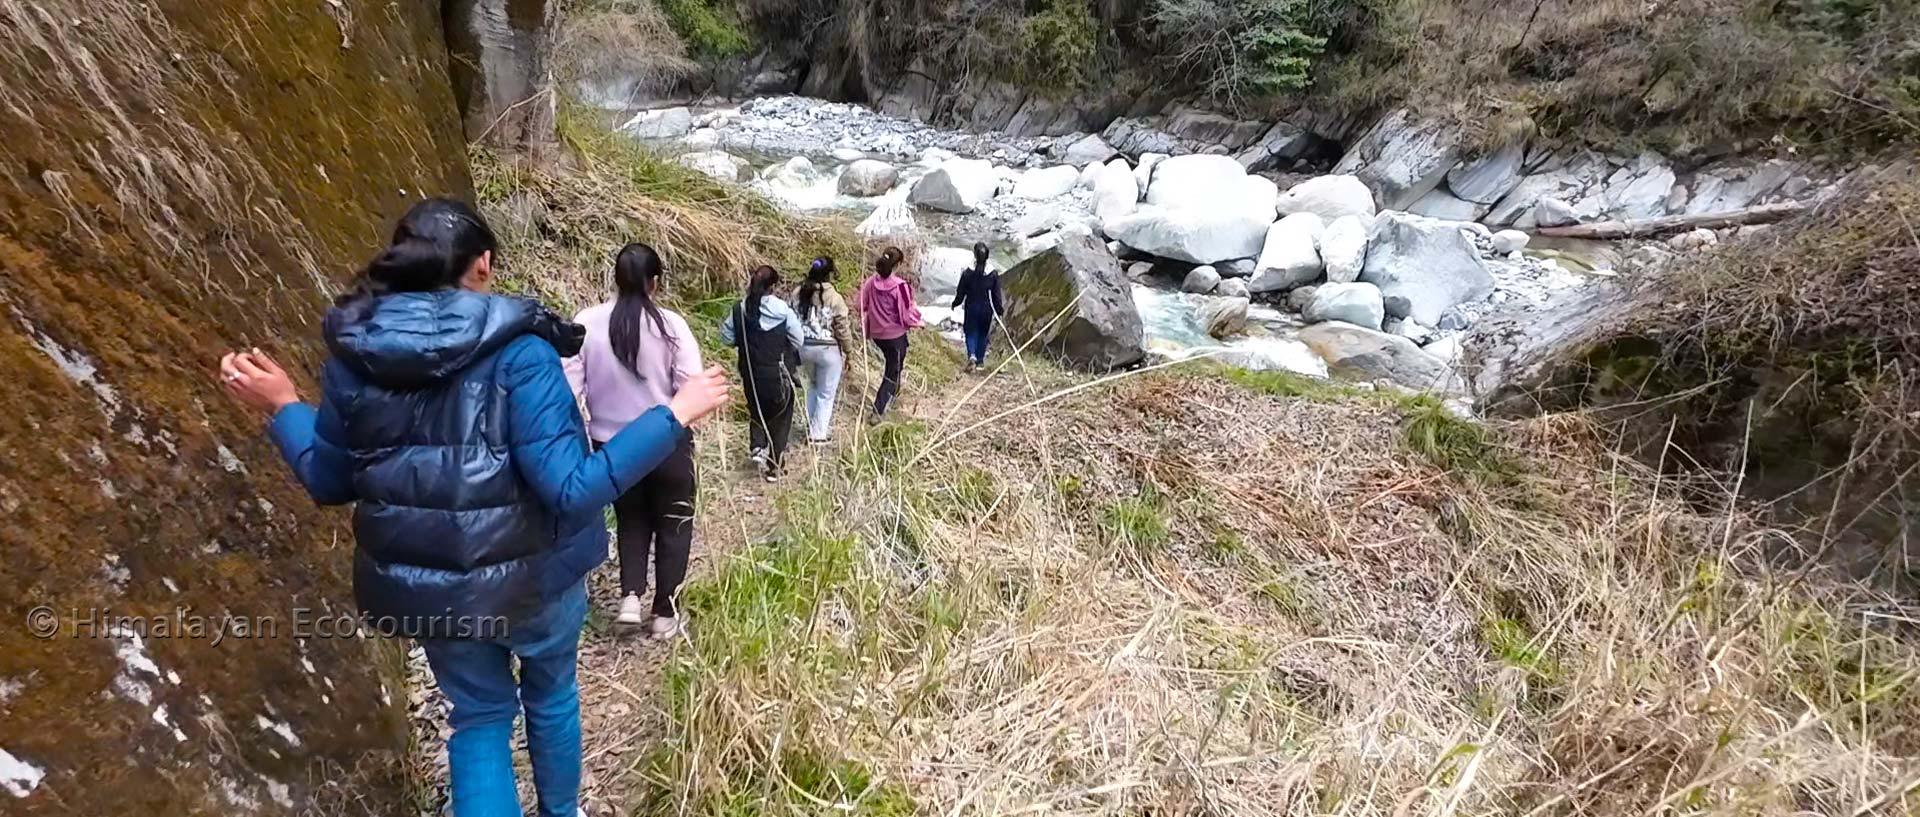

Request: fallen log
left=1534, top=201, right=1808, bottom=239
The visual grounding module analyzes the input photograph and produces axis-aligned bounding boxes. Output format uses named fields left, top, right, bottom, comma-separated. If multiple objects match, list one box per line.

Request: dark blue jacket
left=267, top=290, right=685, bottom=636
left=951, top=267, right=1004, bottom=323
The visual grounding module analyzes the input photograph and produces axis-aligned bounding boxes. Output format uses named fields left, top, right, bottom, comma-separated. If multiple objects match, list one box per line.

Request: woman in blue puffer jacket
left=216, top=198, right=730, bottom=817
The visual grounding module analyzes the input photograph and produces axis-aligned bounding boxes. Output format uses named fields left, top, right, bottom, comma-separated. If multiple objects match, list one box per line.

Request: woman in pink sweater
left=564, top=243, right=703, bottom=636
left=855, top=247, right=922, bottom=421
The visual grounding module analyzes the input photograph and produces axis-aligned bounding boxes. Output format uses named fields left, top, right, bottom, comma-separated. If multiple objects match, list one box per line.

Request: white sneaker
left=615, top=594, right=645, bottom=626
left=750, top=447, right=770, bottom=476
left=649, top=615, right=683, bottom=640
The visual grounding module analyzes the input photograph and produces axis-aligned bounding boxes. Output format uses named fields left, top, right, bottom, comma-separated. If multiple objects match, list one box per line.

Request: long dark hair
left=875, top=246, right=904, bottom=278
left=971, top=241, right=990, bottom=274
left=797, top=256, right=835, bottom=323
left=338, top=198, right=498, bottom=306
left=744, top=265, right=780, bottom=326
left=609, top=243, right=674, bottom=380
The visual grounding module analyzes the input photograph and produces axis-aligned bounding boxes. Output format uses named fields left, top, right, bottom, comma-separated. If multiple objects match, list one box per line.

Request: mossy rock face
left=1001, top=234, right=1146, bottom=372
left=0, top=1, right=469, bottom=813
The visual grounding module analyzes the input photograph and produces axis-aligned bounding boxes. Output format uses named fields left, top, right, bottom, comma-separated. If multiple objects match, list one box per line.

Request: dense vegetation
left=611, top=0, right=1920, bottom=153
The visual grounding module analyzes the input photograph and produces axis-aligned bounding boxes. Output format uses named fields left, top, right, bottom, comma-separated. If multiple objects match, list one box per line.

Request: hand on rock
left=218, top=348, right=301, bottom=415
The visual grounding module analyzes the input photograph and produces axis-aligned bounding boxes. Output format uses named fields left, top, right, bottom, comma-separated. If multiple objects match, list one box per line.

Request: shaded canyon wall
left=0, top=0, right=471, bottom=813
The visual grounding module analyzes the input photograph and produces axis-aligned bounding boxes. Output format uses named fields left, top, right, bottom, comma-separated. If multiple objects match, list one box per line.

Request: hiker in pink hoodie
left=854, top=247, right=922, bottom=421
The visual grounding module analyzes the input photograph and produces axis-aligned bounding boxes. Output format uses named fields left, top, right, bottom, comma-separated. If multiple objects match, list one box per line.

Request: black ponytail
left=608, top=243, right=674, bottom=380
left=744, top=265, right=779, bottom=326
left=875, top=246, right=903, bottom=278
left=797, top=256, right=835, bottom=323
left=337, top=198, right=499, bottom=307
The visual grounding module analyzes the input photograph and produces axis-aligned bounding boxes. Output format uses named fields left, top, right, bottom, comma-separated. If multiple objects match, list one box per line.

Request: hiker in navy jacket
left=216, top=198, right=729, bottom=817
left=951, top=241, right=1004, bottom=371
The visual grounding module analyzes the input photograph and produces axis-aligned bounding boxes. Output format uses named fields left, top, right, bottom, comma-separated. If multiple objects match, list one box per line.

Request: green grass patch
left=1480, top=615, right=1555, bottom=682
left=1400, top=397, right=1515, bottom=484
left=1102, top=487, right=1171, bottom=555
left=657, top=0, right=751, bottom=57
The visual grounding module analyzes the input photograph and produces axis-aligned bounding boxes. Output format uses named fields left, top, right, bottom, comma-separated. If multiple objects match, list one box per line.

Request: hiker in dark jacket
left=951, top=242, right=1004, bottom=372
left=216, top=198, right=730, bottom=817
left=719, top=264, right=804, bottom=480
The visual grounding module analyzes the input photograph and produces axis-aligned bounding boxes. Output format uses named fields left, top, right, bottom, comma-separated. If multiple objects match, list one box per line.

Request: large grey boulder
left=918, top=247, right=977, bottom=302
left=1235, top=121, right=1315, bottom=173
left=909, top=158, right=1000, bottom=213
left=1299, top=322, right=1460, bottom=392
left=1446, top=141, right=1528, bottom=205
left=1275, top=175, right=1377, bottom=222
left=1406, top=188, right=1489, bottom=222
left=1215, top=277, right=1251, bottom=299
left=1064, top=133, right=1119, bottom=166
left=1331, top=109, right=1463, bottom=210
left=838, top=159, right=900, bottom=197
left=1105, top=206, right=1271, bottom=265
left=1014, top=165, right=1081, bottom=199
left=678, top=150, right=749, bottom=182
left=1359, top=212, right=1495, bottom=326
left=621, top=106, right=694, bottom=139
left=1092, top=158, right=1140, bottom=226
left=1200, top=297, right=1252, bottom=339
left=1164, top=105, right=1271, bottom=151
left=1597, top=154, right=1676, bottom=219
left=1303, top=282, right=1386, bottom=330
left=1102, top=117, right=1185, bottom=155
left=1249, top=213, right=1325, bottom=292
left=1006, top=205, right=1063, bottom=238
left=1318, top=215, right=1370, bottom=284
left=1002, top=234, right=1147, bottom=371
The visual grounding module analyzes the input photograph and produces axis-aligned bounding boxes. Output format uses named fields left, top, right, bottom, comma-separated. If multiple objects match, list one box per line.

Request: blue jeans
left=963, top=314, right=992, bottom=365
left=421, top=582, right=587, bottom=817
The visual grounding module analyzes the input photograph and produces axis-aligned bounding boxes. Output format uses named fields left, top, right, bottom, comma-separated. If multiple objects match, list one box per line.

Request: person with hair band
left=719, top=264, right=804, bottom=480
left=216, top=199, right=731, bottom=817
left=563, top=243, right=702, bottom=636
left=795, top=256, right=853, bottom=444
left=855, top=247, right=922, bottom=422
left=951, top=242, right=1004, bottom=372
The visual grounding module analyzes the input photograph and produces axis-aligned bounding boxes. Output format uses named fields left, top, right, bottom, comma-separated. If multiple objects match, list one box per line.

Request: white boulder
left=676, top=151, right=748, bottom=183
left=1134, top=153, right=1169, bottom=195
left=1407, top=188, right=1489, bottom=222
left=1275, top=175, right=1377, bottom=222
left=838, top=159, right=900, bottom=197
left=1490, top=229, right=1530, bottom=254
left=831, top=147, right=867, bottom=163
left=1006, top=205, right=1062, bottom=238
left=621, top=106, right=693, bottom=139
left=908, top=158, right=1001, bottom=213
left=1103, top=206, right=1271, bottom=265
left=1182, top=265, right=1221, bottom=294
left=919, top=147, right=958, bottom=167
left=1534, top=197, right=1580, bottom=227
left=1303, top=282, right=1386, bottom=330
left=1319, top=215, right=1369, bottom=284
left=1146, top=155, right=1263, bottom=211
left=1092, top=158, right=1140, bottom=227
left=1249, top=212, right=1325, bottom=293
left=1063, top=133, right=1118, bottom=166
left=856, top=201, right=919, bottom=240
left=684, top=128, right=721, bottom=150
left=1014, top=165, right=1081, bottom=199
left=1076, top=161, right=1105, bottom=189
left=1358, top=212, right=1496, bottom=327
left=1214, top=278, right=1250, bottom=299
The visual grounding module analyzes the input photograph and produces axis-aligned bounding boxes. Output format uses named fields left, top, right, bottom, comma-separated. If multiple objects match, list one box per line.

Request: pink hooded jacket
left=856, top=274, right=923, bottom=341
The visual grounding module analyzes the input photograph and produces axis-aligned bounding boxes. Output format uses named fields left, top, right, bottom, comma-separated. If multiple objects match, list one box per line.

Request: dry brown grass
left=637, top=360, right=1920, bottom=816
left=556, top=0, right=700, bottom=106
left=472, top=104, right=866, bottom=319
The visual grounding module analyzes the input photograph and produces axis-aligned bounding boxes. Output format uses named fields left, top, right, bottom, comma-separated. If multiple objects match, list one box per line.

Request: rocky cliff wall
left=0, top=0, right=470, bottom=813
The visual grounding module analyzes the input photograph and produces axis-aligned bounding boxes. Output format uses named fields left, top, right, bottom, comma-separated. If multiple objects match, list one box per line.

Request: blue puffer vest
left=322, top=291, right=591, bottom=635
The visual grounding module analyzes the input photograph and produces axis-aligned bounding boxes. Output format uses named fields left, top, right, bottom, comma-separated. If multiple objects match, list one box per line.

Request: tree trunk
left=1535, top=202, right=1807, bottom=239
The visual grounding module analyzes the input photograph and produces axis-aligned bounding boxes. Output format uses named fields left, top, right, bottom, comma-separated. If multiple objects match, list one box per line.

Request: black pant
left=610, top=440, right=696, bottom=616
left=743, top=373, right=795, bottom=472
left=872, top=335, right=908, bottom=416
